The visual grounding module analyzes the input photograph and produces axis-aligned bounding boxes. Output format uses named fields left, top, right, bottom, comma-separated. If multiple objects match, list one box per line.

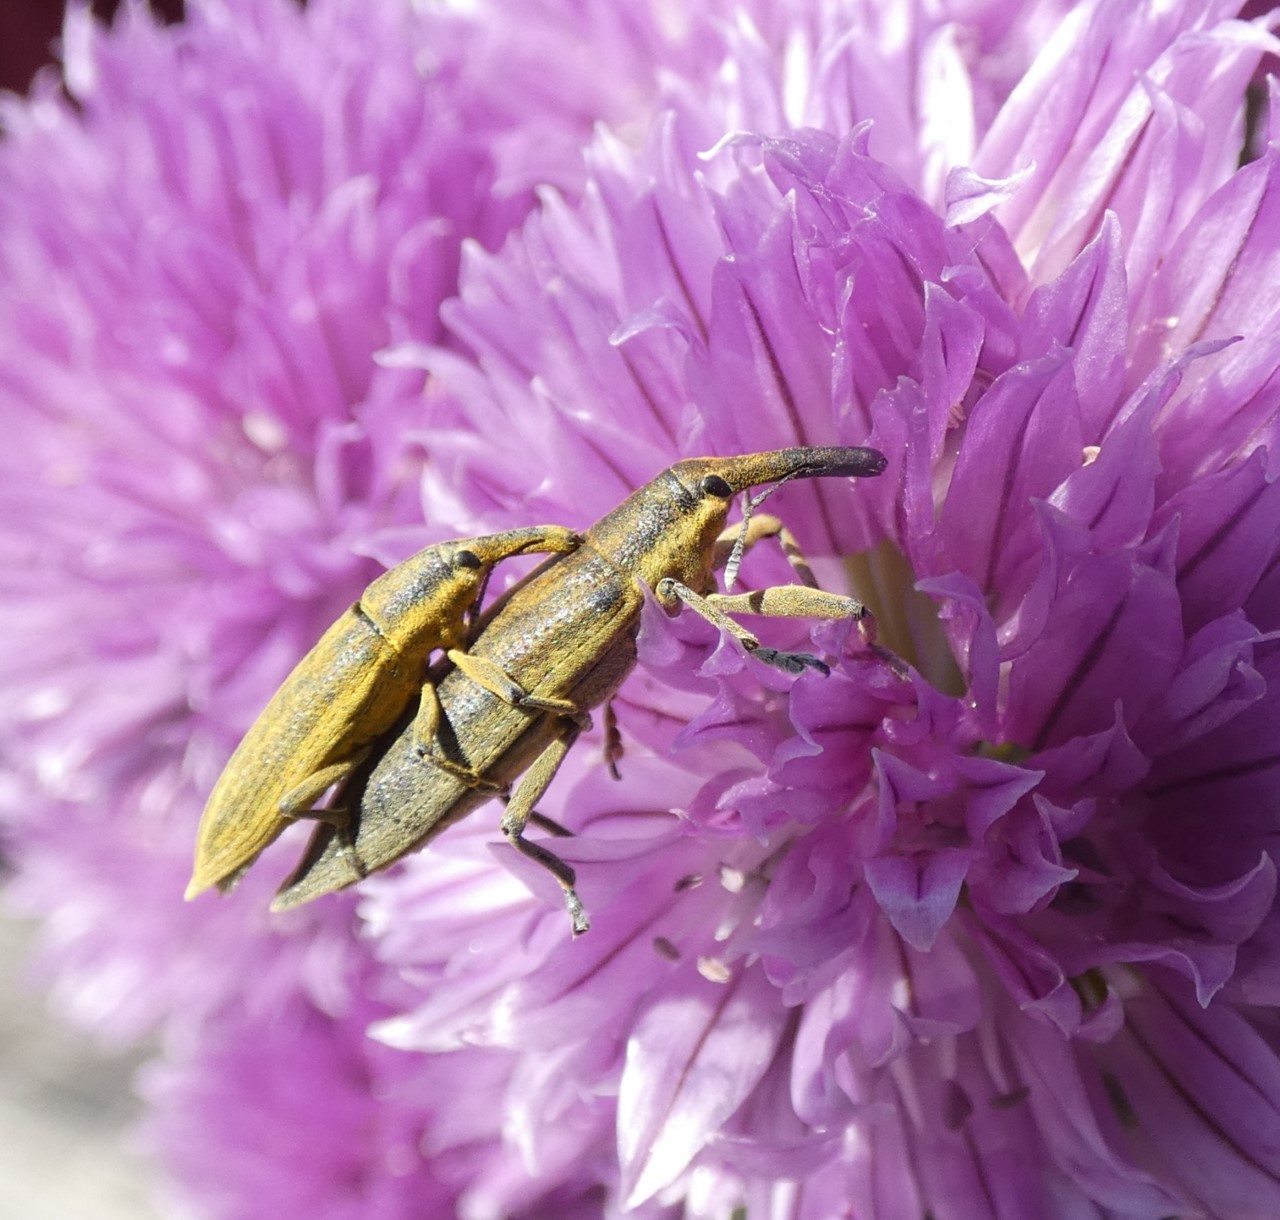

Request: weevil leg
left=706, top=585, right=867, bottom=622
left=711, top=522, right=908, bottom=677
left=501, top=720, right=590, bottom=935
left=709, top=586, right=908, bottom=678
left=277, top=757, right=371, bottom=880
left=527, top=810, right=574, bottom=837
left=409, top=681, right=507, bottom=792
left=656, top=577, right=832, bottom=676
left=713, top=512, right=818, bottom=587
left=316, top=810, right=368, bottom=882
left=278, top=755, right=370, bottom=824
left=446, top=648, right=588, bottom=722
left=603, top=699, right=623, bottom=779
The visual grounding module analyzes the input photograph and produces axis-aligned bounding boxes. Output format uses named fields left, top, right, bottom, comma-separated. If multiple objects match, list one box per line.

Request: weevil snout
left=461, top=525, right=581, bottom=567
left=685, top=445, right=887, bottom=496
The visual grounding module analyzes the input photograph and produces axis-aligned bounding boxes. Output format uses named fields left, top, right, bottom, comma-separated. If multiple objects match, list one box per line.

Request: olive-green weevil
left=271, top=446, right=888, bottom=932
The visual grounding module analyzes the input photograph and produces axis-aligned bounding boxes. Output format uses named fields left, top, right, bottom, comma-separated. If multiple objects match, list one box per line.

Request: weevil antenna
left=723, top=469, right=805, bottom=589
left=723, top=495, right=753, bottom=589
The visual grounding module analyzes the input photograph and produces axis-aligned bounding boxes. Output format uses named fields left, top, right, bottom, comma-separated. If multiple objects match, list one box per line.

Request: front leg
left=446, top=648, right=592, bottom=727
left=656, top=578, right=833, bottom=675
left=711, top=513, right=905, bottom=675
left=409, top=681, right=507, bottom=792
left=707, top=586, right=896, bottom=673
left=707, top=586, right=867, bottom=623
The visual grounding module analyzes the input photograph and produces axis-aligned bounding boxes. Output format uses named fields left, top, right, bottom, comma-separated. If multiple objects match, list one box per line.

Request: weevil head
left=586, top=446, right=887, bottom=591
left=459, top=524, right=581, bottom=568
left=360, top=526, right=579, bottom=654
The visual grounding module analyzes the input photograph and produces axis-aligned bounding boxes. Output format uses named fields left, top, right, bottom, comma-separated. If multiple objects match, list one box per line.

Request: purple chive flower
left=371, top=4, right=1280, bottom=1218
left=5, top=1, right=1280, bottom=1219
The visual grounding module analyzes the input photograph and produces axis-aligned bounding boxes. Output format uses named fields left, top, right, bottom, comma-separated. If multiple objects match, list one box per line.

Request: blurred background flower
left=4, top=1, right=1280, bottom=1218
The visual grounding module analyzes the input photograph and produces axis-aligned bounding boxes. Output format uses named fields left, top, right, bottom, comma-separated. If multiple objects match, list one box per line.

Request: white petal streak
left=618, top=962, right=787, bottom=1207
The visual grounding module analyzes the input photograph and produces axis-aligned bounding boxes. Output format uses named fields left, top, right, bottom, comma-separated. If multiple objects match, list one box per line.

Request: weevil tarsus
left=506, top=832, right=588, bottom=936
left=314, top=811, right=368, bottom=883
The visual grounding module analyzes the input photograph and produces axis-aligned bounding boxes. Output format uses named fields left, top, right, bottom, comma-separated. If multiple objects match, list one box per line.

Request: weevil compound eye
left=454, top=549, right=483, bottom=570
left=699, top=474, right=734, bottom=498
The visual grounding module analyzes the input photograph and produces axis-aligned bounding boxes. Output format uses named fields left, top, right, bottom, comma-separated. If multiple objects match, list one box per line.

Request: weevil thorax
left=359, top=543, right=482, bottom=656
left=583, top=466, right=728, bottom=593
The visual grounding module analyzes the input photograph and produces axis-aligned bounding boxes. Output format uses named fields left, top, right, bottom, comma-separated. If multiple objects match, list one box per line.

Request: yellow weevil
left=185, top=526, right=581, bottom=898
left=270, top=446, right=887, bottom=932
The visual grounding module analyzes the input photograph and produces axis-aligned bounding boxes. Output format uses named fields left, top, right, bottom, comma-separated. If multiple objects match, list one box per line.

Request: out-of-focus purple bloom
left=0, top=0, right=681, bottom=1212
left=6, top=1, right=1280, bottom=1219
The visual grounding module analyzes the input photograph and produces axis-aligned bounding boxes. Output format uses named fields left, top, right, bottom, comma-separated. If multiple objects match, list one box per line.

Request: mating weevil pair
left=187, top=445, right=889, bottom=933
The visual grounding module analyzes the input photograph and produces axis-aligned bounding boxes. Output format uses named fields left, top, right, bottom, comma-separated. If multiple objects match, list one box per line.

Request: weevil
left=269, top=446, right=887, bottom=931
left=185, top=525, right=581, bottom=899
